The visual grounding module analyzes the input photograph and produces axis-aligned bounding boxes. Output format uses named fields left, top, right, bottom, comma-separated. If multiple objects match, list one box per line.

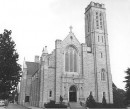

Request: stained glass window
left=65, top=46, right=78, bottom=72
left=65, top=52, right=69, bottom=72
left=74, top=51, right=77, bottom=72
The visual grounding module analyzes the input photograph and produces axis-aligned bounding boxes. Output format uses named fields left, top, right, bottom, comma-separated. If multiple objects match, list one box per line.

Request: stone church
left=19, top=1, right=113, bottom=108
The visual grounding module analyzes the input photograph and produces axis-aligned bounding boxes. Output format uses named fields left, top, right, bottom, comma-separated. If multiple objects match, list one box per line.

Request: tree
left=113, top=83, right=126, bottom=107
left=86, top=92, right=96, bottom=108
left=102, top=96, right=107, bottom=106
left=124, top=68, right=130, bottom=105
left=60, top=95, right=63, bottom=104
left=0, top=29, right=21, bottom=99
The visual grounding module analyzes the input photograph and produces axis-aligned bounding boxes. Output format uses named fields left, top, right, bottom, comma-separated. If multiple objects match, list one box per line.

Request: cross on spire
left=69, top=26, right=73, bottom=33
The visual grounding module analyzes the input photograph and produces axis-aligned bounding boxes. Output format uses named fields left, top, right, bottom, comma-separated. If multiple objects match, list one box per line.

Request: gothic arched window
left=65, top=46, right=78, bottom=72
left=101, top=68, right=106, bottom=81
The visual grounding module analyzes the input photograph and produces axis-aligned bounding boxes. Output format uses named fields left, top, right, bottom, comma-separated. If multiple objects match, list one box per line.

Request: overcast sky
left=0, top=0, right=130, bottom=90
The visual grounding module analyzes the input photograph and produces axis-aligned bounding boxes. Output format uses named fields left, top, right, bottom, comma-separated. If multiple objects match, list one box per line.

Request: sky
left=0, top=0, right=130, bottom=90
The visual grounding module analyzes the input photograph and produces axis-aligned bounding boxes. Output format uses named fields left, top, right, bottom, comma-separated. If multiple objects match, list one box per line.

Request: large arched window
left=65, top=46, right=78, bottom=72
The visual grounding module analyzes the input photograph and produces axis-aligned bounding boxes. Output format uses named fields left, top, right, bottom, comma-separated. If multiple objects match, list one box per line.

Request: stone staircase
left=69, top=102, right=85, bottom=109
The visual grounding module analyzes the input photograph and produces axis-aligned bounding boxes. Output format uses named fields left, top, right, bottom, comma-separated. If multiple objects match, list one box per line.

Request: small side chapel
left=19, top=2, right=113, bottom=108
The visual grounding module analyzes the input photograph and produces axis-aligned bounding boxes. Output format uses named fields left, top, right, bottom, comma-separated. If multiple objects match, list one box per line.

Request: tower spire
left=23, top=57, right=27, bottom=69
left=44, top=46, right=48, bottom=54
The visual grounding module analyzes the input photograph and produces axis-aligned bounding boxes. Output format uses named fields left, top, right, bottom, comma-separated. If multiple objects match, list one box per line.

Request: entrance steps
left=69, top=102, right=85, bottom=109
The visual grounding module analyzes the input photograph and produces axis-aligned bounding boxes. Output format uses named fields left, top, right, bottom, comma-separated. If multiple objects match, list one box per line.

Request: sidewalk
left=26, top=106, right=43, bottom=109
left=24, top=103, right=43, bottom=109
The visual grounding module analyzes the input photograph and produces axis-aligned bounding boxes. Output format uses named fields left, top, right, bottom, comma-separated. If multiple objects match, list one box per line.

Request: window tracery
left=65, top=46, right=78, bottom=72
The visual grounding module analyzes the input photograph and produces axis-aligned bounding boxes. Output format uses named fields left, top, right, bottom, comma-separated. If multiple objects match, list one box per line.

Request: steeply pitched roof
left=26, top=62, right=39, bottom=76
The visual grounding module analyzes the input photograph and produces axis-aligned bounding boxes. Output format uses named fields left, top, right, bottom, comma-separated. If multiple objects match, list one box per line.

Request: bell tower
left=85, top=1, right=107, bottom=47
left=85, top=2, right=113, bottom=103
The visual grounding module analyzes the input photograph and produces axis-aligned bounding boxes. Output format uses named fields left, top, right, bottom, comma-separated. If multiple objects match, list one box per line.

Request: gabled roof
left=26, top=62, right=39, bottom=76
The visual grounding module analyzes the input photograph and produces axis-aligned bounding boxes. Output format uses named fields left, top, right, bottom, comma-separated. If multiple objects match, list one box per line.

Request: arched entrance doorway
left=69, top=85, right=77, bottom=102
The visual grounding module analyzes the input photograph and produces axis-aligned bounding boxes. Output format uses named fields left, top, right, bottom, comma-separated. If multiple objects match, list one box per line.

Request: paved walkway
left=6, top=103, right=28, bottom=109
left=5, top=103, right=42, bottom=109
left=26, top=106, right=42, bottom=109
left=16, top=102, right=85, bottom=109
left=69, top=102, right=85, bottom=109
left=24, top=103, right=42, bottom=109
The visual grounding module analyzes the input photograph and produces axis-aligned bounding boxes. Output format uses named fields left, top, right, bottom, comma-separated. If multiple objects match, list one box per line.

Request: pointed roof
left=26, top=62, right=39, bottom=76
left=23, top=58, right=27, bottom=69
left=44, top=46, right=48, bottom=54
left=42, top=47, right=44, bottom=54
left=63, top=26, right=80, bottom=45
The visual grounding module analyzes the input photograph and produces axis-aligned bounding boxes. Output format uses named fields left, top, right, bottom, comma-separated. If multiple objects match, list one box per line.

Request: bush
left=44, top=100, right=67, bottom=108
left=87, top=102, right=125, bottom=108
left=96, top=103, right=114, bottom=108
left=86, top=92, right=96, bottom=108
left=102, top=96, right=107, bottom=107
left=50, top=100, right=55, bottom=104
left=60, top=95, right=63, bottom=104
left=85, top=92, right=123, bottom=108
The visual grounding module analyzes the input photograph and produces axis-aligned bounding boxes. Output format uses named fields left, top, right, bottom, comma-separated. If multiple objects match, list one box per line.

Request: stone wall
left=82, top=43, right=95, bottom=100
left=30, top=71, right=40, bottom=107
left=48, top=51, right=55, bottom=101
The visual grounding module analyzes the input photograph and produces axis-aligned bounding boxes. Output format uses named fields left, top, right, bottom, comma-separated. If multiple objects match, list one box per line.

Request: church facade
left=19, top=2, right=113, bottom=108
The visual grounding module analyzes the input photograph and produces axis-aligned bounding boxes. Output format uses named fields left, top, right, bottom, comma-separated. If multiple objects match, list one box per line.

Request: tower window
left=100, top=12, right=103, bottom=30
left=102, top=36, right=104, bottom=43
left=101, top=69, right=106, bottom=81
left=65, top=46, right=78, bottom=72
left=49, top=90, right=52, bottom=97
left=87, top=15, right=89, bottom=32
left=87, top=13, right=90, bottom=32
left=101, top=52, right=103, bottom=58
left=98, top=36, right=100, bottom=42
left=96, top=12, right=99, bottom=29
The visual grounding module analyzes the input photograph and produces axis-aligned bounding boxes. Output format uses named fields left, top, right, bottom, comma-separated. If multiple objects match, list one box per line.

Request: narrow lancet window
left=98, top=36, right=100, bottom=42
left=102, top=36, right=104, bottom=42
left=74, top=51, right=77, bottom=72
left=100, top=12, right=103, bottom=29
left=70, top=49, right=73, bottom=72
left=65, top=52, right=69, bottom=72
left=96, top=12, right=99, bottom=29
left=101, top=68, right=106, bottom=81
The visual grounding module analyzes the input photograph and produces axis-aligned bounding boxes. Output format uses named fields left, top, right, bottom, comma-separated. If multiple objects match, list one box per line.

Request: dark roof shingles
left=26, top=62, right=39, bottom=76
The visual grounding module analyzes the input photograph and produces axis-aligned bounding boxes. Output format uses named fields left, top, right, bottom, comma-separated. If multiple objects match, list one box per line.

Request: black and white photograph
left=0, top=0, right=130, bottom=109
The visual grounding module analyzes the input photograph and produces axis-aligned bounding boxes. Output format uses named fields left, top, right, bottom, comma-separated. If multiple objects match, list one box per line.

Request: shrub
left=96, top=103, right=114, bottom=108
left=60, top=95, right=63, bottom=104
left=86, top=92, right=96, bottom=108
left=44, top=100, right=67, bottom=108
left=50, top=100, right=55, bottom=104
left=102, top=96, right=107, bottom=107
left=85, top=92, right=121, bottom=108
